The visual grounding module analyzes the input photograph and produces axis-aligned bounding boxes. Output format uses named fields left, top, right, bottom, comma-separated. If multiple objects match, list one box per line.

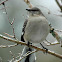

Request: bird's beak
left=26, top=8, right=31, bottom=11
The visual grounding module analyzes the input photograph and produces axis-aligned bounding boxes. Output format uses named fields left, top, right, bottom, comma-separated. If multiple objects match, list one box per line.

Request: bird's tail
left=21, top=46, right=36, bottom=62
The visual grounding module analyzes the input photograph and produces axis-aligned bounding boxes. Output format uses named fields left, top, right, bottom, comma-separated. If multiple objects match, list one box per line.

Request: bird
left=21, top=7, right=50, bottom=62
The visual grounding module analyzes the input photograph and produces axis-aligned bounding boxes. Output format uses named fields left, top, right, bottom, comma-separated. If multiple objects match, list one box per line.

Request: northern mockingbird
left=21, top=7, right=50, bottom=43
left=21, top=7, right=50, bottom=62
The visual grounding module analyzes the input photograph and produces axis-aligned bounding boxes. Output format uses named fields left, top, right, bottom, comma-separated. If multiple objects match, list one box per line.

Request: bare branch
left=0, top=0, right=8, bottom=5
left=53, top=13, right=62, bottom=17
left=43, top=40, right=60, bottom=46
left=10, top=51, right=15, bottom=61
left=7, top=17, right=17, bottom=39
left=55, top=0, right=62, bottom=12
left=4, top=32, right=15, bottom=38
left=24, top=0, right=33, bottom=8
left=14, top=50, right=37, bottom=62
left=6, top=14, right=17, bottom=40
left=1, top=1, right=17, bottom=40
left=0, top=34, right=62, bottom=59
left=55, top=29, right=62, bottom=32
left=9, top=53, right=21, bottom=62
left=0, top=0, right=8, bottom=14
left=0, top=44, right=17, bottom=48
left=50, top=25, right=60, bottom=42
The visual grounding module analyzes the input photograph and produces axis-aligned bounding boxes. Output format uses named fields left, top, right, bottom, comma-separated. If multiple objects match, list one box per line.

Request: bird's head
left=26, top=7, right=44, bottom=16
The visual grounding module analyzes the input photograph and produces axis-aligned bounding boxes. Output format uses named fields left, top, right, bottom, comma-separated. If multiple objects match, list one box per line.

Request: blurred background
left=0, top=0, right=62, bottom=62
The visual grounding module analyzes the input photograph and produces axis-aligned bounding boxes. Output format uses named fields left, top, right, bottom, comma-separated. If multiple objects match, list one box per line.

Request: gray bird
left=21, top=7, right=50, bottom=62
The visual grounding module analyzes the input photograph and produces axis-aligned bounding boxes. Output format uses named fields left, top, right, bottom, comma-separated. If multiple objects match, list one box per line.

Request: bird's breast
left=24, top=16, right=50, bottom=43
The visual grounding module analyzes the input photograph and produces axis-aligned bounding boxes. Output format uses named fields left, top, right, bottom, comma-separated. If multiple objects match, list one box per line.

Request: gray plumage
left=23, top=7, right=50, bottom=43
left=24, top=16, right=50, bottom=43
left=21, top=7, right=50, bottom=62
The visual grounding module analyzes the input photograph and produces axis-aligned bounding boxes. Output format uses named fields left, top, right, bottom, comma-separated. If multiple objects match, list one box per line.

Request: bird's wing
left=21, top=19, right=28, bottom=42
left=22, top=19, right=28, bottom=32
left=21, top=19, right=36, bottom=62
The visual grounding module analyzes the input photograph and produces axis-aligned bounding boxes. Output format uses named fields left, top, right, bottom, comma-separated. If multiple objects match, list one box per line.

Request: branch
left=55, top=0, right=62, bottom=12
left=1, top=0, right=17, bottom=40
left=53, top=13, right=62, bottom=17
left=43, top=39, right=60, bottom=46
left=0, top=0, right=8, bottom=5
left=0, top=34, right=62, bottom=59
left=9, top=52, right=21, bottom=62
left=9, top=51, right=16, bottom=61
left=24, top=0, right=33, bottom=8
left=4, top=32, right=15, bottom=38
left=55, top=29, right=62, bottom=32
left=9, top=50, right=37, bottom=62
left=44, top=25, right=62, bottom=46
left=14, top=50, right=37, bottom=62
left=7, top=18, right=17, bottom=39
left=0, top=44, right=17, bottom=48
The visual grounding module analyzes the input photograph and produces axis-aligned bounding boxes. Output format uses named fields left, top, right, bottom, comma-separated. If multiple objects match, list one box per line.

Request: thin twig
left=24, top=0, right=33, bottom=8
left=4, top=32, right=15, bottom=38
left=9, top=53, right=21, bottom=62
left=14, top=50, right=37, bottom=62
left=55, top=29, right=62, bottom=32
left=1, top=1, right=17, bottom=40
left=16, top=53, right=21, bottom=59
left=6, top=14, right=17, bottom=40
left=10, top=51, right=15, bottom=61
left=8, top=17, right=16, bottom=39
left=43, top=40, right=60, bottom=46
left=0, top=0, right=8, bottom=5
left=0, top=44, right=17, bottom=48
left=2, top=1, right=7, bottom=14
left=55, top=0, right=62, bottom=12
left=53, top=13, right=62, bottom=17
left=0, top=34, right=62, bottom=59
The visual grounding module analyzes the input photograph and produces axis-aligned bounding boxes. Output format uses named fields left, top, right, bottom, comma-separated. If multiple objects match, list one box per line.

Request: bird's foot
left=40, top=43, right=48, bottom=54
left=27, top=41, right=32, bottom=46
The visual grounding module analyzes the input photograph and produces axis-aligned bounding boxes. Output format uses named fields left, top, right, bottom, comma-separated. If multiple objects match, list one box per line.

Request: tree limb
left=0, top=34, right=62, bottom=59
left=55, top=0, right=62, bottom=12
left=0, top=0, right=8, bottom=5
left=24, top=0, right=33, bottom=8
left=14, top=50, right=37, bottom=62
left=0, top=44, right=17, bottom=48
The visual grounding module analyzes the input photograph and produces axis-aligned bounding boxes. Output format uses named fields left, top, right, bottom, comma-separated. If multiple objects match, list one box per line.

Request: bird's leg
left=40, top=43, right=48, bottom=53
left=27, top=41, right=32, bottom=47
left=27, top=41, right=30, bottom=46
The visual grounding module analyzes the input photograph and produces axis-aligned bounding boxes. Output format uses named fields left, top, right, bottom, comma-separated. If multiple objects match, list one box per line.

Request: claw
left=40, top=43, right=48, bottom=53
left=27, top=41, right=32, bottom=46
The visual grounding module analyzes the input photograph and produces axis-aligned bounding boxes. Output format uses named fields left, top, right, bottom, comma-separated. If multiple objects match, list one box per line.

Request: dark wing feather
left=21, top=19, right=28, bottom=42
left=22, top=19, right=28, bottom=32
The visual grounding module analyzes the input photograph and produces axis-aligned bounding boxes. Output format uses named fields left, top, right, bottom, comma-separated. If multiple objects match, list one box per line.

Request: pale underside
left=24, top=16, right=50, bottom=43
